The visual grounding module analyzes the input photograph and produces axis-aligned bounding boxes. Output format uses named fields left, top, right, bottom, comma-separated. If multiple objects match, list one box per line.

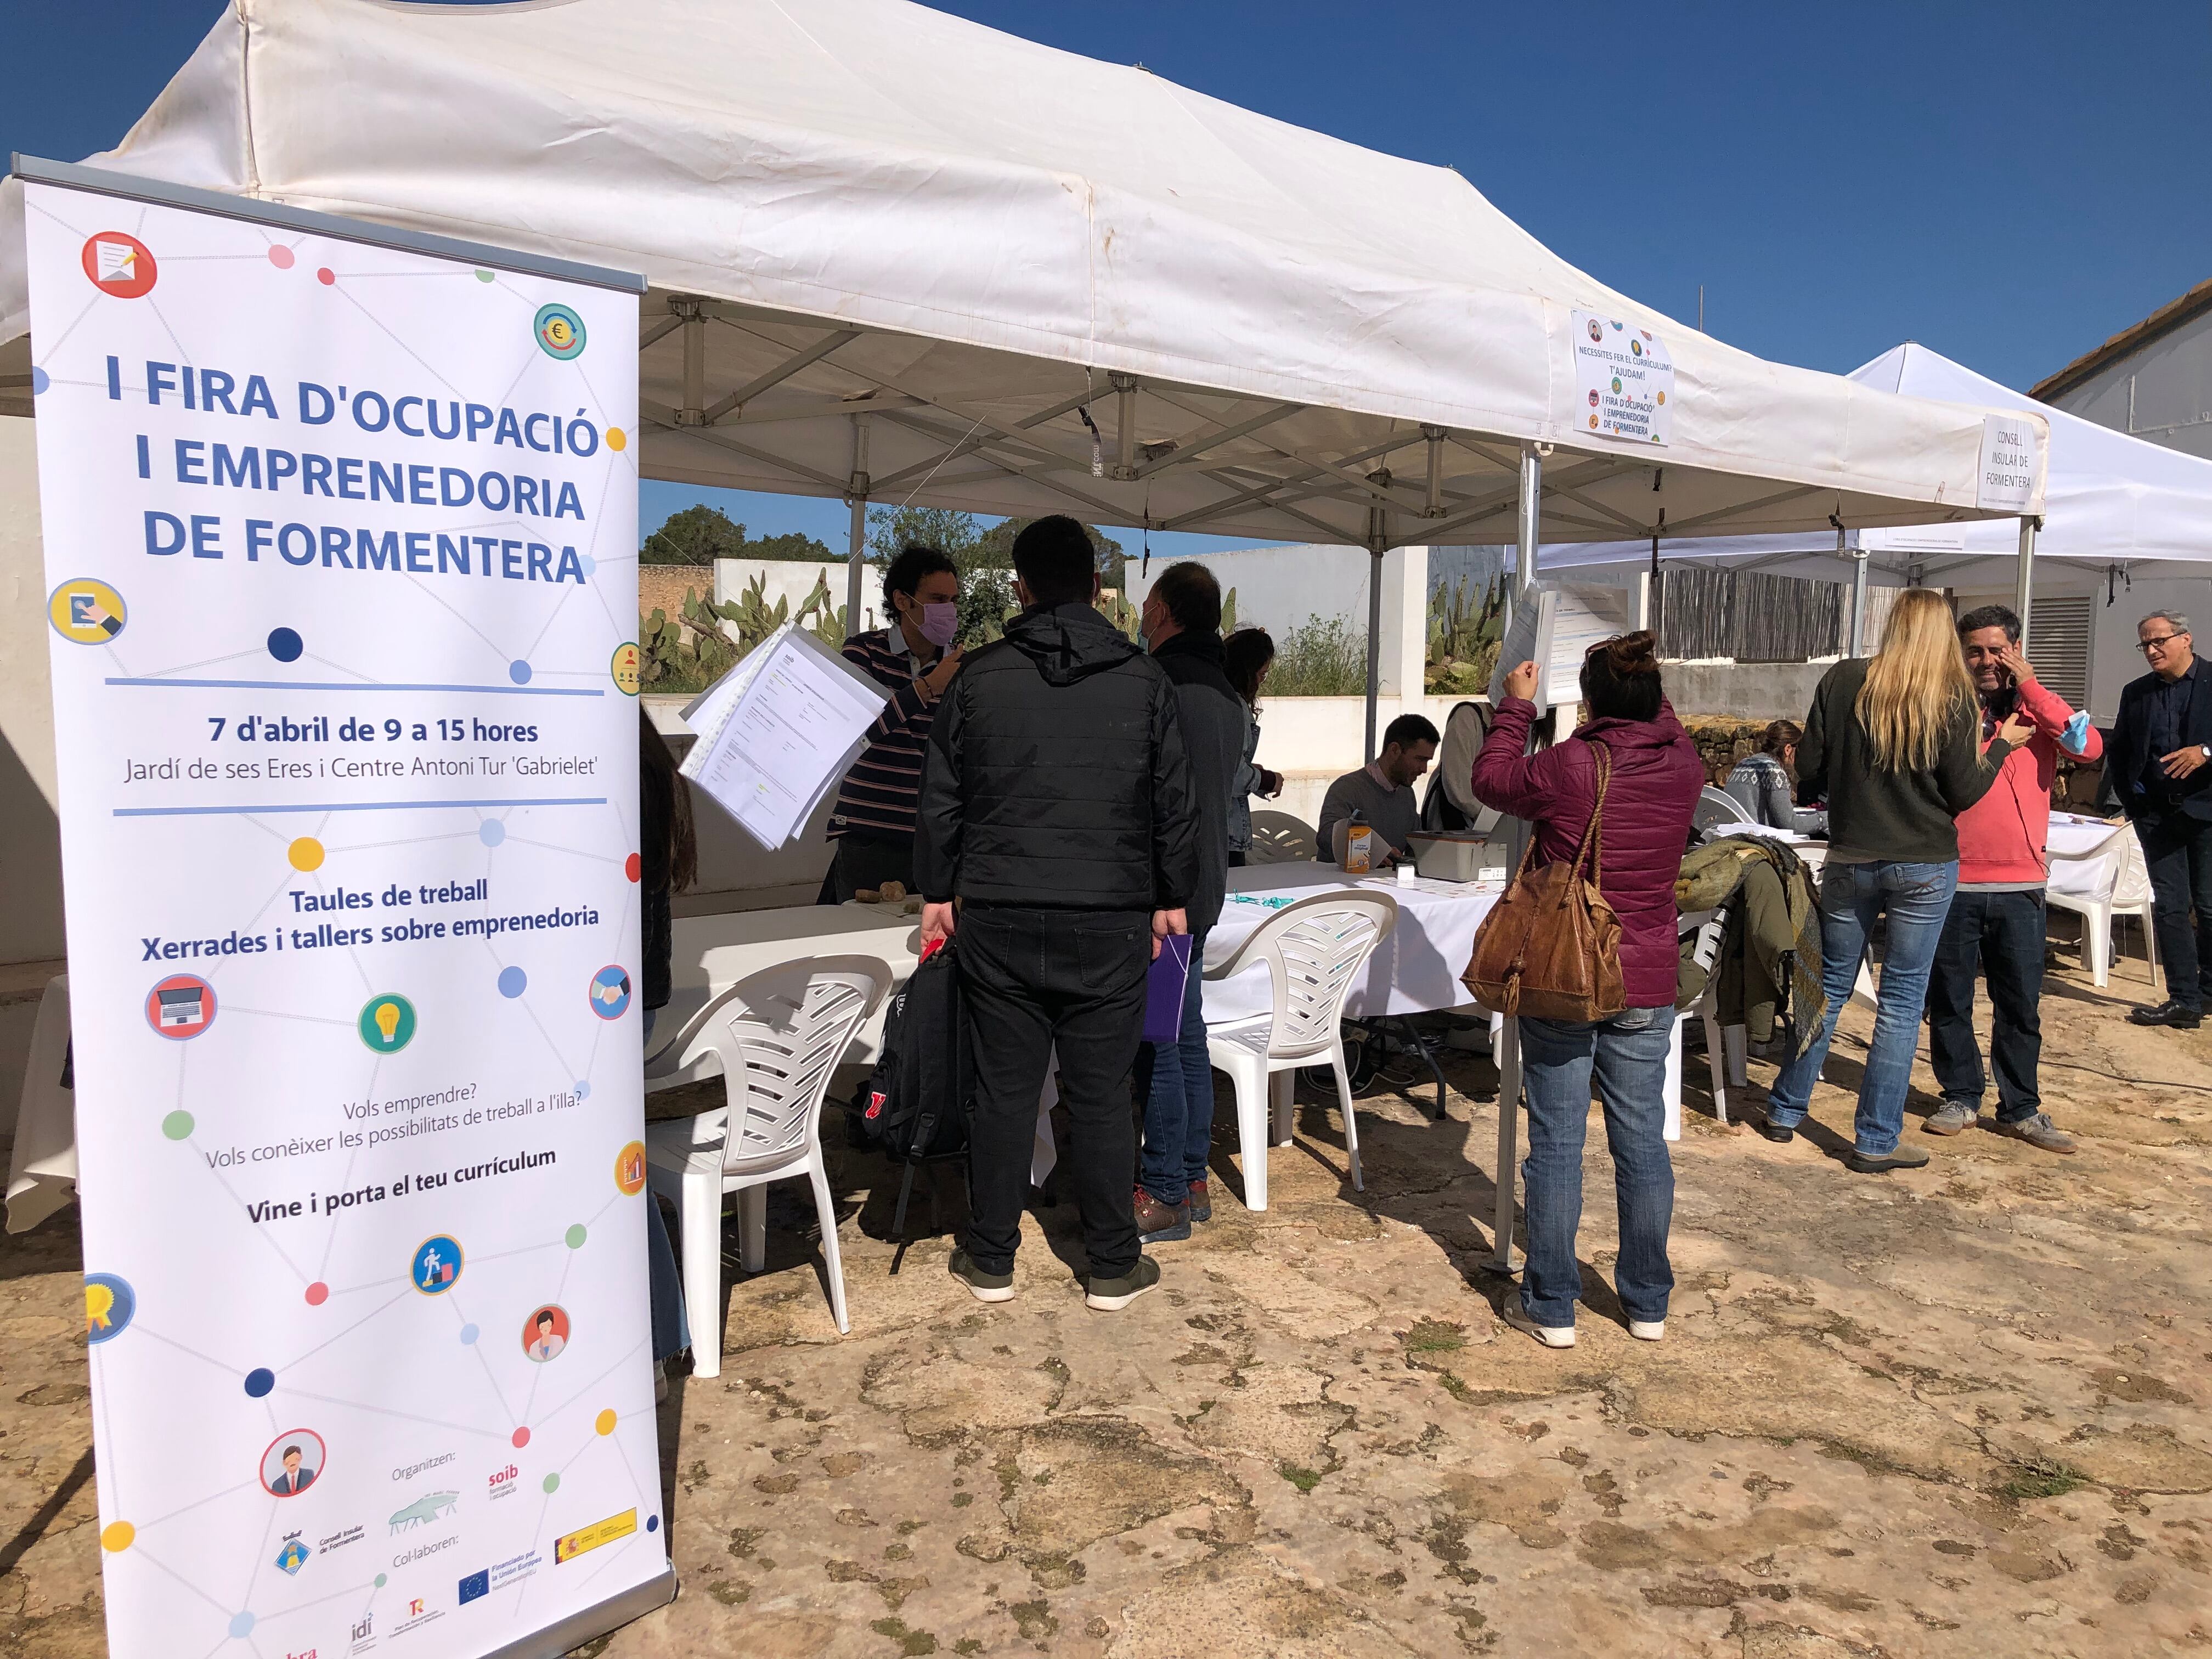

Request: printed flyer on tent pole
left=18, top=157, right=674, bottom=1659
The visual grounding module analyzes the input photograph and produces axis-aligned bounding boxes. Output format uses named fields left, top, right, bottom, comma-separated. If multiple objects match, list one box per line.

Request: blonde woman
left=1758, top=589, right=2034, bottom=1172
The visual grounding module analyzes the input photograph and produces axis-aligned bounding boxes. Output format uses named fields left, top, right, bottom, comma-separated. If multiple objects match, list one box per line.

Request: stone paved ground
left=5, top=949, right=2211, bottom=1657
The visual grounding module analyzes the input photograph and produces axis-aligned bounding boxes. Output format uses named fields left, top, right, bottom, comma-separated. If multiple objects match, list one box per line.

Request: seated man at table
left=1923, top=605, right=2100, bottom=1154
left=917, top=515, right=1201, bottom=1312
left=1316, top=714, right=1438, bottom=867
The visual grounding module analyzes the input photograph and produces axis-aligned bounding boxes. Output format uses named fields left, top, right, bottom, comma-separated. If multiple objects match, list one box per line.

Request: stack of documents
left=679, top=624, right=890, bottom=849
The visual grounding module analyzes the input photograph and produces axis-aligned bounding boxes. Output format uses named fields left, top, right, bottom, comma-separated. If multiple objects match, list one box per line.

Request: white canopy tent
left=0, top=0, right=2046, bottom=756
left=1535, top=342, right=2212, bottom=651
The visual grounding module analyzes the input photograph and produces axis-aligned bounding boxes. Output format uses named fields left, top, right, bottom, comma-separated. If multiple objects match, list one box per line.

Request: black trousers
left=822, top=829, right=916, bottom=904
left=2135, top=809, right=2212, bottom=1011
left=955, top=904, right=1150, bottom=1279
left=1926, top=888, right=2045, bottom=1121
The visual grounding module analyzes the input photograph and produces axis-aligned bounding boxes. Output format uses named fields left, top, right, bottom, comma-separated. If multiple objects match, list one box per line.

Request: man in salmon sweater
left=1923, top=604, right=2102, bottom=1154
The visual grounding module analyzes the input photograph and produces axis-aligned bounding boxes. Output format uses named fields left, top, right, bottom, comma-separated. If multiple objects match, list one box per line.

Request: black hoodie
left=1147, top=629, right=1245, bottom=933
left=915, top=602, right=1201, bottom=912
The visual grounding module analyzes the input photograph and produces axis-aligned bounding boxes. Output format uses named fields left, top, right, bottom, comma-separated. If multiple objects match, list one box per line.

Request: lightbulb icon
left=357, top=994, right=415, bottom=1053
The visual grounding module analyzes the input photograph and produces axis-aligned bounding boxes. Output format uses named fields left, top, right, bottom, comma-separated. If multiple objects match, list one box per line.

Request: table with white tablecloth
left=1203, top=864, right=1500, bottom=1025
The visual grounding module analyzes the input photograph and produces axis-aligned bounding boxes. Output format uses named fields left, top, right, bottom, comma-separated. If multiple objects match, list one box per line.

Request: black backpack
left=848, top=937, right=971, bottom=1162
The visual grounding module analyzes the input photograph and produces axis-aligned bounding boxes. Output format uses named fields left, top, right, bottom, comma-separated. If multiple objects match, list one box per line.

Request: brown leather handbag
left=1462, top=740, right=1626, bottom=1023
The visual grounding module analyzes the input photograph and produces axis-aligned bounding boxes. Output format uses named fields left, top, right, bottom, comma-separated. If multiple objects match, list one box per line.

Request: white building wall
left=713, top=557, right=882, bottom=633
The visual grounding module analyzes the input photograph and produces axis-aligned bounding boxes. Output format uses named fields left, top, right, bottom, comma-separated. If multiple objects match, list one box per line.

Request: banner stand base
left=481, top=1566, right=678, bottom=1659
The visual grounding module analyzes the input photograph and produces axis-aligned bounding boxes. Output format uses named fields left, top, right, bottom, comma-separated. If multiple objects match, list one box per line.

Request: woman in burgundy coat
left=1471, top=633, right=1703, bottom=1350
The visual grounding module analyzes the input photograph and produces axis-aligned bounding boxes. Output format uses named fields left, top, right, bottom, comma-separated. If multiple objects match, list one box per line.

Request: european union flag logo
left=458, top=1569, right=489, bottom=1605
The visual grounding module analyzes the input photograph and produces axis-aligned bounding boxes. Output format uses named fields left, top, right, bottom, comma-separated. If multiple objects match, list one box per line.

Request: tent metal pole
left=2014, top=516, right=2040, bottom=652
left=1516, top=444, right=1542, bottom=594
left=1487, top=443, right=1545, bottom=1279
left=843, top=415, right=871, bottom=640
left=1848, top=531, right=1870, bottom=658
left=1363, top=510, right=1386, bottom=760
left=1111, top=373, right=1138, bottom=481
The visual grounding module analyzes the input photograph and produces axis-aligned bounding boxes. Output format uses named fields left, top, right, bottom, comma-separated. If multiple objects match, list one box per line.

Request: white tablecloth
left=6, top=978, right=76, bottom=1234
left=1203, top=864, right=1498, bottom=1026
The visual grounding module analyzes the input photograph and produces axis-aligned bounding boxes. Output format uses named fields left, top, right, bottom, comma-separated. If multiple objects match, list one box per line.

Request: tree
left=641, top=504, right=833, bottom=566
left=868, top=506, right=1124, bottom=578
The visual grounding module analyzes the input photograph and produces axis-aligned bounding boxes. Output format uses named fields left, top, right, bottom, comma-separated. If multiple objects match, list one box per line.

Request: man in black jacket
left=916, top=517, right=1201, bottom=1311
left=1131, top=561, right=1246, bottom=1243
left=2107, top=608, right=2212, bottom=1028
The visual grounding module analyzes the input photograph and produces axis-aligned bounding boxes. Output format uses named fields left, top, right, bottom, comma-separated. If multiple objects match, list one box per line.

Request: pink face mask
left=917, top=601, right=960, bottom=648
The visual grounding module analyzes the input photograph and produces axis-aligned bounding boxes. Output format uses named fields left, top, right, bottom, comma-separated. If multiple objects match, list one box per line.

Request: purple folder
left=1143, top=933, right=1195, bottom=1043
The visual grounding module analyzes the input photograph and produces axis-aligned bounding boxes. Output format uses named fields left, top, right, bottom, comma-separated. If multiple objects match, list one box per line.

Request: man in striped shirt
left=824, top=544, right=964, bottom=902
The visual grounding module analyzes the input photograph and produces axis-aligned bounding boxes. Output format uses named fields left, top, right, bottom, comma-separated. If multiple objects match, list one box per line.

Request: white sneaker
left=1628, top=1319, right=1666, bottom=1342
left=653, top=1359, right=669, bottom=1402
left=1499, top=1300, right=1575, bottom=1348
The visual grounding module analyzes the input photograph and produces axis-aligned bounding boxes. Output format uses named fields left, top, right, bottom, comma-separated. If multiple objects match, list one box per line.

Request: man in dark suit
left=2106, top=608, right=2212, bottom=1028
left=271, top=1444, right=315, bottom=1495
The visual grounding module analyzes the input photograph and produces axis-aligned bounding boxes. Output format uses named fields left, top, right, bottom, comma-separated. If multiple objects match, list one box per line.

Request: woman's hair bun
left=1600, top=630, right=1660, bottom=678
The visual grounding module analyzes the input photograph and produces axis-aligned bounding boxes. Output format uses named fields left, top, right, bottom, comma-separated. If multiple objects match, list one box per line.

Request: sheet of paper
left=1484, top=582, right=1633, bottom=709
left=685, top=628, right=889, bottom=847
left=680, top=620, right=791, bottom=751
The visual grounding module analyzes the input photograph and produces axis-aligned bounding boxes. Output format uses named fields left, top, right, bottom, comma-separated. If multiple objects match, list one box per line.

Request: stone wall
left=1681, top=712, right=2108, bottom=807
left=641, top=563, right=710, bottom=622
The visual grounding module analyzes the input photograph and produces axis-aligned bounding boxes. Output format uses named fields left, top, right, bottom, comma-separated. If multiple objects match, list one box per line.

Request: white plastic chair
left=2047, top=823, right=2160, bottom=989
left=1673, top=907, right=1743, bottom=1126
left=645, top=957, right=889, bottom=1374
left=1203, top=890, right=1397, bottom=1211
left=1247, top=809, right=1321, bottom=866
left=1693, top=786, right=1756, bottom=834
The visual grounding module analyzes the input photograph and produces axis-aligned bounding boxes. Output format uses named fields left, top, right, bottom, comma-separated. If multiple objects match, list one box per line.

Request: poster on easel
left=21, top=160, right=673, bottom=1659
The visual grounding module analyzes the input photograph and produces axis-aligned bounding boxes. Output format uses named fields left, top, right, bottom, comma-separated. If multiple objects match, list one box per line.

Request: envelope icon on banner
left=95, top=239, right=137, bottom=283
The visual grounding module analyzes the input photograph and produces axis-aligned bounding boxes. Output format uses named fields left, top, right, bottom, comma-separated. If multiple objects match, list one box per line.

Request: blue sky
left=11, top=3, right=2208, bottom=555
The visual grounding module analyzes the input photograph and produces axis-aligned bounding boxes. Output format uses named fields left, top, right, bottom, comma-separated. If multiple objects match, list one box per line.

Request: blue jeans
left=1766, top=860, right=1959, bottom=1156
left=1141, top=928, right=1212, bottom=1206
left=641, top=1009, right=691, bottom=1364
left=1518, top=1005, right=1676, bottom=1328
left=1926, top=888, right=2045, bottom=1122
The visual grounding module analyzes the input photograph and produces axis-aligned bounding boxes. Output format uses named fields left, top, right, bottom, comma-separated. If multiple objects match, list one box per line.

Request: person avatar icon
left=261, top=1427, right=327, bottom=1497
left=522, top=1304, right=570, bottom=1363
left=264, top=1437, right=323, bottom=1497
left=273, top=1445, right=314, bottom=1494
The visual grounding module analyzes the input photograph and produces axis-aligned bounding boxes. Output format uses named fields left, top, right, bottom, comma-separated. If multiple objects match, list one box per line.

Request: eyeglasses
left=2140, top=633, right=2190, bottom=654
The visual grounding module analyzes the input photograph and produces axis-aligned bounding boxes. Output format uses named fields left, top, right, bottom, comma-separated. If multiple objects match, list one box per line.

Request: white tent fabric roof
left=1, top=0, right=2044, bottom=548
left=1538, top=342, right=2212, bottom=589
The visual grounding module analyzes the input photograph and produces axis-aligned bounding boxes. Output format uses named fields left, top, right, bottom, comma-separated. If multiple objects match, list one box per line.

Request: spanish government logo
left=81, top=232, right=157, bottom=298
left=534, top=303, right=586, bottom=360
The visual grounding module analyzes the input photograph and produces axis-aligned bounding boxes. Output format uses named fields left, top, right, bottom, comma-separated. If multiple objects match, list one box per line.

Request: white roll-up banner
left=22, top=168, right=674, bottom=1658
